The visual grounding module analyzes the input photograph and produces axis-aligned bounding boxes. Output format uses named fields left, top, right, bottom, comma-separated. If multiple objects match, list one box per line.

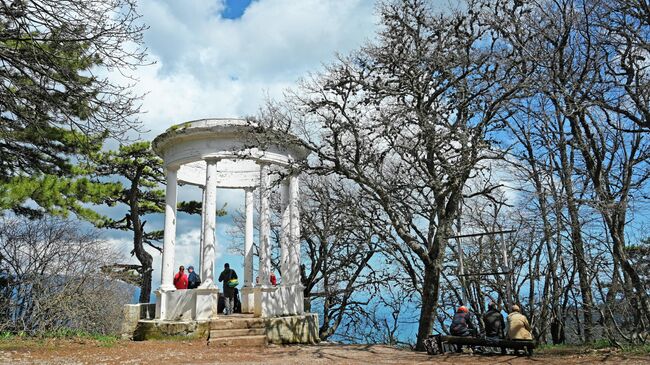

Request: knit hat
left=458, top=306, right=469, bottom=313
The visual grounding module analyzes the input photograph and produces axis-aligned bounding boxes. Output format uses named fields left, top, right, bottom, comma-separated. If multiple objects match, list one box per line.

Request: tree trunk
left=608, top=216, right=650, bottom=326
left=565, top=109, right=650, bottom=331
left=551, top=196, right=566, bottom=344
left=139, top=256, right=153, bottom=303
left=566, top=200, right=594, bottom=342
left=130, top=168, right=153, bottom=304
left=415, top=262, right=440, bottom=351
left=414, top=197, right=459, bottom=351
left=133, top=218, right=153, bottom=303
left=551, top=318, right=566, bottom=344
left=556, top=130, right=594, bottom=342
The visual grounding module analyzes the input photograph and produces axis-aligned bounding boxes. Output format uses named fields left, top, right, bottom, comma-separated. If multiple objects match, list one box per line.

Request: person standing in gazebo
left=187, top=266, right=201, bottom=289
left=173, top=266, right=188, bottom=290
left=218, top=263, right=238, bottom=315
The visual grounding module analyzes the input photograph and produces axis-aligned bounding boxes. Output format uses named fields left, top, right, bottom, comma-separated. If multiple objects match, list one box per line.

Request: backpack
left=227, top=278, right=239, bottom=287
left=188, top=272, right=201, bottom=288
left=226, top=269, right=238, bottom=287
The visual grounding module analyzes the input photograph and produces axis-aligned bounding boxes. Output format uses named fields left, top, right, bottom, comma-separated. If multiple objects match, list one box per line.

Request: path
left=1, top=340, right=648, bottom=364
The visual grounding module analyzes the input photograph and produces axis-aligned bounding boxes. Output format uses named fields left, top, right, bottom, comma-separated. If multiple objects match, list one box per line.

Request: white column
left=244, top=188, right=255, bottom=287
left=279, top=179, right=291, bottom=283
left=160, top=165, right=179, bottom=291
left=201, top=158, right=219, bottom=288
left=199, top=186, right=206, bottom=274
left=288, top=174, right=301, bottom=285
left=258, top=163, right=272, bottom=287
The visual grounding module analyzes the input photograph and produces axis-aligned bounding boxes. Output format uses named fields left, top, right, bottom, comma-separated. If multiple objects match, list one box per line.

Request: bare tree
left=228, top=173, right=387, bottom=341
left=487, top=0, right=650, bottom=338
left=503, top=95, right=598, bottom=341
left=299, top=174, right=387, bottom=340
left=0, top=216, right=133, bottom=335
left=505, top=102, right=573, bottom=343
left=261, top=0, right=526, bottom=349
left=593, top=0, right=650, bottom=131
left=249, top=0, right=650, bottom=347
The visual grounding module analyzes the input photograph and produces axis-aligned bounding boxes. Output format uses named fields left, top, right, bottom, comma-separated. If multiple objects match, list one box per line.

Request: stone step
left=210, top=328, right=266, bottom=338
left=208, top=335, right=267, bottom=347
left=210, top=318, right=266, bottom=330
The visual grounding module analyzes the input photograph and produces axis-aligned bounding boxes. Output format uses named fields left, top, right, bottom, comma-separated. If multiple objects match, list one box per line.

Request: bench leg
left=501, top=347, right=506, bottom=355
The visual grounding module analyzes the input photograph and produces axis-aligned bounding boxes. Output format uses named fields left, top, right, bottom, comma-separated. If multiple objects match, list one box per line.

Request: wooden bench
left=425, top=334, right=535, bottom=356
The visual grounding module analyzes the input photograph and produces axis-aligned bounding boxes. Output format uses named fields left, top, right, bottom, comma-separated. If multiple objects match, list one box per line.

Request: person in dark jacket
left=450, top=306, right=475, bottom=337
left=218, top=263, right=238, bottom=315
left=187, top=265, right=201, bottom=289
left=450, top=306, right=476, bottom=353
left=483, top=302, right=505, bottom=339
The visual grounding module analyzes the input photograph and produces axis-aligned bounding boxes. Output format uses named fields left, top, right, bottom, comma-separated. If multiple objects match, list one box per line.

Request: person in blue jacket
left=187, top=265, right=201, bottom=289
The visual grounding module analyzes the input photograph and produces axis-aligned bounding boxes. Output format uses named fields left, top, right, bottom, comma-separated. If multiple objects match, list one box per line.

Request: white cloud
left=107, top=0, right=380, bottom=260
left=104, top=237, right=137, bottom=262
left=125, top=0, right=378, bottom=137
left=175, top=228, right=209, bottom=267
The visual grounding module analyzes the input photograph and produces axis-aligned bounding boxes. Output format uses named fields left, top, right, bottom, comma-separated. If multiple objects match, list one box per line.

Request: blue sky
left=221, top=0, right=256, bottom=19
left=106, top=0, right=379, bottom=301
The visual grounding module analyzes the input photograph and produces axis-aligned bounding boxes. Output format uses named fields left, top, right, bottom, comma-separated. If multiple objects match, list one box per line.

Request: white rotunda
left=151, top=118, right=309, bottom=321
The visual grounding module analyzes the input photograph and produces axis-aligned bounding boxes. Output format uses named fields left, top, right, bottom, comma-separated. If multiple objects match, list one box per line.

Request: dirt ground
left=1, top=339, right=649, bottom=365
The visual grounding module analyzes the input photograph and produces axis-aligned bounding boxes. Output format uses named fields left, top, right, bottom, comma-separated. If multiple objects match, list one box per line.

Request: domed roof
left=151, top=118, right=310, bottom=188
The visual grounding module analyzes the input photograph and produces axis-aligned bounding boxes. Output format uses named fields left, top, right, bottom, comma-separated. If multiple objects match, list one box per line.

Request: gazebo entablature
left=151, top=118, right=308, bottom=321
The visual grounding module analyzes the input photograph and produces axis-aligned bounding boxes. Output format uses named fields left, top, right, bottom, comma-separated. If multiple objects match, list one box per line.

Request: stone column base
left=253, top=284, right=304, bottom=317
left=241, top=286, right=255, bottom=314
left=265, top=313, right=320, bottom=344
left=281, top=284, right=305, bottom=315
left=121, top=303, right=156, bottom=339
left=155, top=288, right=219, bottom=321
left=195, top=288, right=219, bottom=320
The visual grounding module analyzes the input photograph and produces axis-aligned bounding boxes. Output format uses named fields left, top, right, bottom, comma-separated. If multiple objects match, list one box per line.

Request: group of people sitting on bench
left=449, top=302, right=532, bottom=353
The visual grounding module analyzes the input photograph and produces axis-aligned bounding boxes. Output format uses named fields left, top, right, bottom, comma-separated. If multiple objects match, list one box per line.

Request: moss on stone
left=166, top=121, right=193, bottom=133
left=264, top=314, right=320, bottom=345
left=132, top=321, right=209, bottom=341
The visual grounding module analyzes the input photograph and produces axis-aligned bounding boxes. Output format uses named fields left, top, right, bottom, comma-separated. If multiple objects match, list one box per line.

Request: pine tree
left=89, top=142, right=165, bottom=303
left=90, top=142, right=222, bottom=303
left=0, top=0, right=146, bottom=214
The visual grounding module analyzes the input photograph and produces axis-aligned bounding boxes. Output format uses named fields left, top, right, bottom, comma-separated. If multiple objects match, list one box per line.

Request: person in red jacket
left=173, top=265, right=188, bottom=289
